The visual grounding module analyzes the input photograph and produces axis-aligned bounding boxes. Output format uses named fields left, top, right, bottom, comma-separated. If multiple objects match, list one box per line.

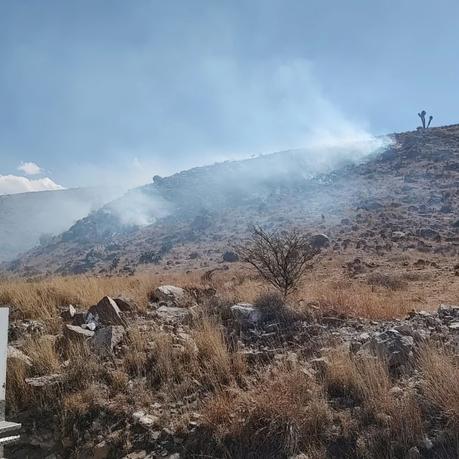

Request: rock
left=230, top=303, right=261, bottom=326
left=88, top=296, right=125, bottom=326
left=64, top=324, right=95, bottom=340
left=156, top=306, right=192, bottom=324
left=71, top=312, right=87, bottom=326
left=132, top=411, right=160, bottom=429
left=7, top=345, right=32, bottom=366
left=61, top=304, right=77, bottom=321
left=114, top=296, right=135, bottom=312
left=222, top=251, right=239, bottom=262
left=448, top=322, right=459, bottom=330
left=90, top=326, right=125, bottom=356
left=123, top=452, right=148, bottom=459
left=369, top=329, right=414, bottom=368
left=152, top=285, right=186, bottom=306
left=26, top=374, right=63, bottom=387
left=310, top=233, right=330, bottom=249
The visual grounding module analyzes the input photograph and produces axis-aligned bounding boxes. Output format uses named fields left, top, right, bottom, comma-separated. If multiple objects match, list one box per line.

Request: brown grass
left=418, top=345, right=459, bottom=428
left=201, top=367, right=332, bottom=458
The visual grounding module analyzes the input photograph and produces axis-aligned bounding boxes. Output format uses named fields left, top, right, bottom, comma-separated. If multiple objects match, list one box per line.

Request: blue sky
left=1, top=0, right=459, bottom=192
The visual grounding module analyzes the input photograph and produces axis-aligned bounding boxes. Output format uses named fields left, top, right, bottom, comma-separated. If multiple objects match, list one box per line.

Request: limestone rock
left=156, top=306, right=192, bottom=324
left=7, top=345, right=32, bottom=366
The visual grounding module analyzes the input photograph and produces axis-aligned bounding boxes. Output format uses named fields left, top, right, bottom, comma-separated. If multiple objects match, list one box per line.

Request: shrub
left=237, top=226, right=319, bottom=298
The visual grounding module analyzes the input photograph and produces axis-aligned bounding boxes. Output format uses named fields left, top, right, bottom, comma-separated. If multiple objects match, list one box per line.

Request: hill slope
left=0, top=187, right=118, bottom=262
left=4, top=124, right=459, bottom=276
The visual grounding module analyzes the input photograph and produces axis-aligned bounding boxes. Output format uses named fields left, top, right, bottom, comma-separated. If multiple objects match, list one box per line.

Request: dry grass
left=418, top=345, right=459, bottom=428
left=200, top=367, right=332, bottom=458
left=22, top=335, right=60, bottom=376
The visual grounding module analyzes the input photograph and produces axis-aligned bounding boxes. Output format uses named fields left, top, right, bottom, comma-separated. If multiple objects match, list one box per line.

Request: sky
left=1, top=0, right=459, bottom=194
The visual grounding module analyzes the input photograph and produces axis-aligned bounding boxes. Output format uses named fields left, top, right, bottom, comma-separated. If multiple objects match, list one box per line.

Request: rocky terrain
left=0, top=187, right=118, bottom=262
left=3, top=124, right=458, bottom=278
left=2, top=276, right=458, bottom=458
left=1, top=123, right=458, bottom=458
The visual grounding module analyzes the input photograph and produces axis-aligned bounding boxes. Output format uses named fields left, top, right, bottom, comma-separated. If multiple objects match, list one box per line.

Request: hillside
left=3, top=124, right=459, bottom=277
left=0, top=187, right=118, bottom=262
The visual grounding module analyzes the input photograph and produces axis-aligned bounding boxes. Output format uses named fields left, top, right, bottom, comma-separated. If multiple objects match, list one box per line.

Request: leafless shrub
left=237, top=226, right=319, bottom=298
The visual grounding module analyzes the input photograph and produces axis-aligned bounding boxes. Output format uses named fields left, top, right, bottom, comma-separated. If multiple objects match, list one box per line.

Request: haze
left=1, top=0, right=458, bottom=193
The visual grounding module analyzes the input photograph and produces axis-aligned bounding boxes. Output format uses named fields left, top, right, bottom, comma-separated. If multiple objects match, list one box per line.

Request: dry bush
left=148, top=317, right=245, bottom=395
left=192, top=318, right=246, bottom=389
left=200, top=367, right=332, bottom=458
left=323, top=349, right=423, bottom=449
left=22, top=335, right=60, bottom=376
left=124, top=326, right=149, bottom=377
left=64, top=342, right=104, bottom=391
left=307, top=279, right=414, bottom=319
left=6, top=357, right=31, bottom=413
left=418, top=345, right=459, bottom=428
left=238, top=226, right=319, bottom=298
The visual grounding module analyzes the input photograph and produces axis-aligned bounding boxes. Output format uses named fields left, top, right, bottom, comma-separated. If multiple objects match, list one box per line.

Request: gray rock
left=156, top=306, right=192, bottom=324
left=114, top=296, right=135, bottom=312
left=230, top=303, right=261, bottom=326
left=152, top=285, right=186, bottom=306
left=89, top=296, right=125, bottom=326
left=90, top=326, right=125, bottom=356
left=64, top=324, right=95, bottom=340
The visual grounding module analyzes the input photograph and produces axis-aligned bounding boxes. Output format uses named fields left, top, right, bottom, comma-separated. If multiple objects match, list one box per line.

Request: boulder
left=114, top=296, right=135, bottom=312
left=152, top=285, right=186, bottom=306
left=90, top=326, right=125, bottom=356
left=156, top=306, right=192, bottom=324
left=88, top=296, right=125, bottom=326
left=310, top=234, right=330, bottom=250
left=64, top=324, right=95, bottom=340
left=230, top=303, right=261, bottom=326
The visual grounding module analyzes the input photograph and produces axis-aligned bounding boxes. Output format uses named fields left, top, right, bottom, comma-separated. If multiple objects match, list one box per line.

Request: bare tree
left=237, top=226, right=319, bottom=298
